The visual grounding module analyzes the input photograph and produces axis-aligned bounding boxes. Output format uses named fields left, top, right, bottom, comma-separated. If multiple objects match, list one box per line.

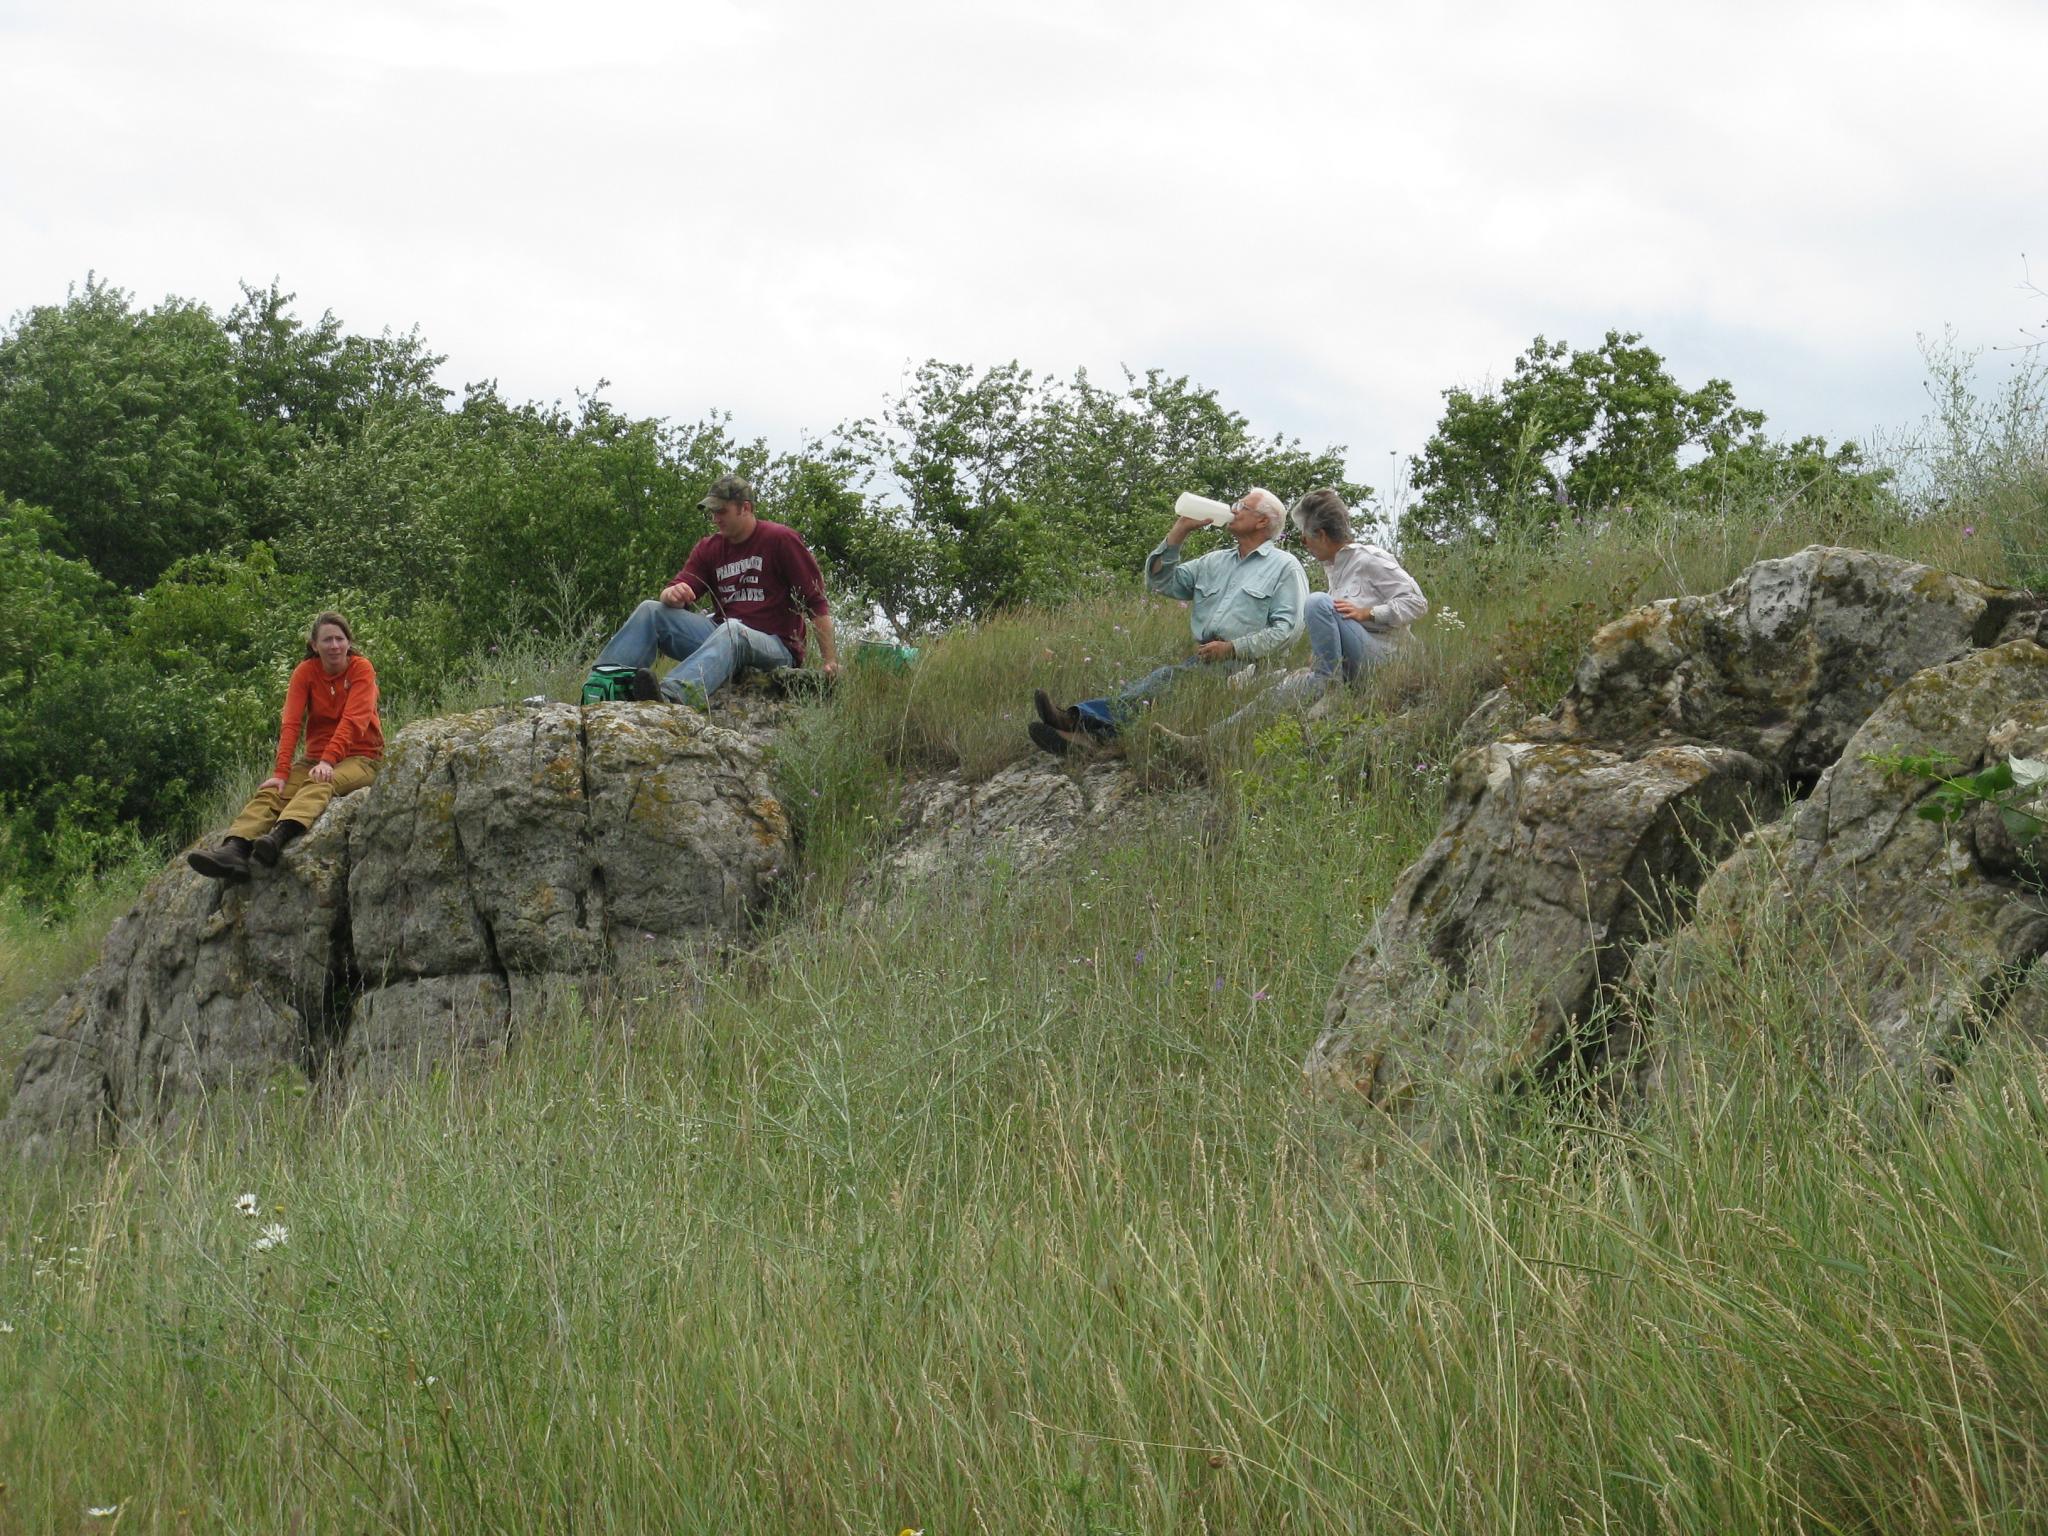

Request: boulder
left=1305, top=740, right=1774, bottom=1108
left=885, top=756, right=1201, bottom=885
left=1307, top=546, right=2036, bottom=1130
left=1525, top=544, right=2030, bottom=782
left=3, top=797, right=360, bottom=1159
left=4, top=702, right=789, bottom=1157
left=1646, top=640, right=2048, bottom=1086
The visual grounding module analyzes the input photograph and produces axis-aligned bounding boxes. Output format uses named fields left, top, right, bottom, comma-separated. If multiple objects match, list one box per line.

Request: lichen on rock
left=1307, top=545, right=2041, bottom=1139
left=3, top=701, right=790, bottom=1158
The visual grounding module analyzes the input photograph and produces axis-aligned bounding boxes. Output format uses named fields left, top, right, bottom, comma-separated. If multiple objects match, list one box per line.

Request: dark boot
left=1033, top=689, right=1079, bottom=733
left=1029, top=720, right=1108, bottom=758
left=629, top=667, right=662, bottom=702
left=188, top=836, right=253, bottom=882
left=250, top=820, right=306, bottom=868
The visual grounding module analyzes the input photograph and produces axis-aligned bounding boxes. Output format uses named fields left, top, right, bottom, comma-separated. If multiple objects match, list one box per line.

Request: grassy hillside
left=0, top=463, right=2044, bottom=1531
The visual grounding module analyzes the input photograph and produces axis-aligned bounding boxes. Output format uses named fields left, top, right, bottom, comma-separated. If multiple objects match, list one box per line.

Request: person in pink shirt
left=589, top=473, right=841, bottom=708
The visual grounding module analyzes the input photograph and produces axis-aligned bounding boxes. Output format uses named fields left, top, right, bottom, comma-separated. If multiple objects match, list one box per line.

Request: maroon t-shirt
left=673, top=519, right=829, bottom=663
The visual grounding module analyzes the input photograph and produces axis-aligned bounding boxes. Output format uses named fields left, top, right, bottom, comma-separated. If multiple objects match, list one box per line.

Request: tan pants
left=227, top=757, right=379, bottom=840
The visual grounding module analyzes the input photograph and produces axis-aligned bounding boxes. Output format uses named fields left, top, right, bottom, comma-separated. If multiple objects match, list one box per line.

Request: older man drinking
left=1029, top=488, right=1309, bottom=754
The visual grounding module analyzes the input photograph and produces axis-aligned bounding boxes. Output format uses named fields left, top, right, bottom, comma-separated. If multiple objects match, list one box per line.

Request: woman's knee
left=1306, top=591, right=1335, bottom=617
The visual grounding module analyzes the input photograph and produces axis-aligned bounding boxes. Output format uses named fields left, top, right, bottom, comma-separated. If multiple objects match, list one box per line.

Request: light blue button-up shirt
left=1144, top=538, right=1309, bottom=661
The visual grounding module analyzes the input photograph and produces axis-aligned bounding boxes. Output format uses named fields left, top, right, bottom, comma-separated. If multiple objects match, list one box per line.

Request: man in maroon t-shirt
left=591, top=474, right=841, bottom=708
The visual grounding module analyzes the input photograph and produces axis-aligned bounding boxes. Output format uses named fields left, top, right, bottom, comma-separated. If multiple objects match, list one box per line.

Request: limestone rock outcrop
left=885, top=756, right=1202, bottom=886
left=1647, top=639, right=2048, bottom=1086
left=1306, top=546, right=2042, bottom=1127
left=4, top=703, right=788, bottom=1157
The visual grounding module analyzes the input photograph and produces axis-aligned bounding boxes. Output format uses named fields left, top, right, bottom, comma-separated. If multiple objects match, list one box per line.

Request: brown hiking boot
left=249, top=821, right=306, bottom=868
left=187, top=837, right=253, bottom=882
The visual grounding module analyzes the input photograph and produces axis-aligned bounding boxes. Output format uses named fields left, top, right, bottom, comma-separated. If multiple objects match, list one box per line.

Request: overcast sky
left=3, top=0, right=2043, bottom=496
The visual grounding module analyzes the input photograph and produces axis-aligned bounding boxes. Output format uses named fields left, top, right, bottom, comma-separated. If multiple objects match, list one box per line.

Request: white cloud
left=2, top=0, right=2042, bottom=486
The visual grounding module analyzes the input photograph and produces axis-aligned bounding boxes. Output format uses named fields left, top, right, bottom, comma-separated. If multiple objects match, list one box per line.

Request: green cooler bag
left=580, top=665, right=640, bottom=705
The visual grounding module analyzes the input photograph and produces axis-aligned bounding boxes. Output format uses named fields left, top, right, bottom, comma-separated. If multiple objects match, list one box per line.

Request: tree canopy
left=1407, top=330, right=1885, bottom=543
left=0, top=276, right=1372, bottom=907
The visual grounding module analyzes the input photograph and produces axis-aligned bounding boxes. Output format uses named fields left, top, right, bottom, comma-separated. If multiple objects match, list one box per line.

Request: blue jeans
left=1217, top=596, right=1402, bottom=731
left=1073, top=657, right=1211, bottom=736
left=595, top=601, right=794, bottom=703
left=1305, top=592, right=1396, bottom=682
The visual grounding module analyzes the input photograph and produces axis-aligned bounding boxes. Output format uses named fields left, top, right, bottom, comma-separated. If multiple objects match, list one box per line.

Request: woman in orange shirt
left=188, top=611, right=385, bottom=882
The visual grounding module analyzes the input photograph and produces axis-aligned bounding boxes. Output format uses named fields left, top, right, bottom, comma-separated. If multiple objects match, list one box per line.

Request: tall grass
left=2, top=397, right=2045, bottom=1529
left=4, top=782, right=2047, bottom=1531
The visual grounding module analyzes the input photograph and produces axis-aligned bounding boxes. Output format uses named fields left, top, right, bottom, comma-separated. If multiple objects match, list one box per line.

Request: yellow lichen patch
left=748, top=796, right=790, bottom=845
left=1909, top=567, right=1962, bottom=601
left=1592, top=606, right=1669, bottom=651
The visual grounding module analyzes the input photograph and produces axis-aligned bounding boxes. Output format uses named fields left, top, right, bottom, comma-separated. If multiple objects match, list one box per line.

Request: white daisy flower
left=253, top=1223, right=289, bottom=1252
left=87, top=1505, right=122, bottom=1519
left=234, top=1192, right=259, bottom=1217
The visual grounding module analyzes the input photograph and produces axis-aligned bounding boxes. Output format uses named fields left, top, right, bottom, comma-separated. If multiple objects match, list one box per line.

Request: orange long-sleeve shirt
left=274, top=655, right=384, bottom=777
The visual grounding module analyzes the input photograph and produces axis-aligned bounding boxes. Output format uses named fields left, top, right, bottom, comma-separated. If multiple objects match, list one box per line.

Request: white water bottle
left=1174, top=492, right=1233, bottom=527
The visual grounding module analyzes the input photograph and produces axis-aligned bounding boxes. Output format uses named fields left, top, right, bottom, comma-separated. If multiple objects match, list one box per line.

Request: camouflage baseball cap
left=698, top=473, right=754, bottom=511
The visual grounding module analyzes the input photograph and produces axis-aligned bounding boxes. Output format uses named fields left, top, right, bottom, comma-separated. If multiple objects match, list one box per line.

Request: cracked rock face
left=1645, top=639, right=2048, bottom=1089
left=1306, top=545, right=2038, bottom=1134
left=4, top=703, right=788, bottom=1157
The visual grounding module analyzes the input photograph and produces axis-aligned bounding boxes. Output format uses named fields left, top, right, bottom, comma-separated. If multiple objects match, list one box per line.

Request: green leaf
left=1960, top=759, right=2017, bottom=797
left=2001, top=805, right=2045, bottom=842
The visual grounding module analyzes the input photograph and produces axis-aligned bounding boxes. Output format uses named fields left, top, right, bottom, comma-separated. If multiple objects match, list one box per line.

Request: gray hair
left=1289, top=487, right=1353, bottom=545
left=1237, top=487, right=1288, bottom=535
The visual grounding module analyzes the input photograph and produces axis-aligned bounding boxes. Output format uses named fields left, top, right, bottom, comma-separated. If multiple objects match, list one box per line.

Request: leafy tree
left=0, top=277, right=452, bottom=592
left=0, top=503, right=240, bottom=907
left=435, top=385, right=754, bottom=645
left=1675, top=432, right=1890, bottom=518
left=272, top=397, right=470, bottom=616
left=837, top=361, right=1369, bottom=629
left=0, top=501, right=121, bottom=699
left=127, top=543, right=314, bottom=756
left=758, top=442, right=933, bottom=639
left=1046, top=367, right=1366, bottom=574
left=226, top=280, right=448, bottom=433
left=1408, top=331, right=1771, bottom=543
left=0, top=276, right=265, bottom=587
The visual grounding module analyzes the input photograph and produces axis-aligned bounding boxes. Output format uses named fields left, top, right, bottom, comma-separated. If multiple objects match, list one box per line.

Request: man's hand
left=1196, top=638, right=1235, bottom=663
left=811, top=612, right=841, bottom=682
left=660, top=581, right=694, bottom=608
left=1167, top=515, right=1205, bottom=546
left=258, top=775, right=286, bottom=794
left=310, top=761, right=335, bottom=784
left=1333, top=599, right=1374, bottom=623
